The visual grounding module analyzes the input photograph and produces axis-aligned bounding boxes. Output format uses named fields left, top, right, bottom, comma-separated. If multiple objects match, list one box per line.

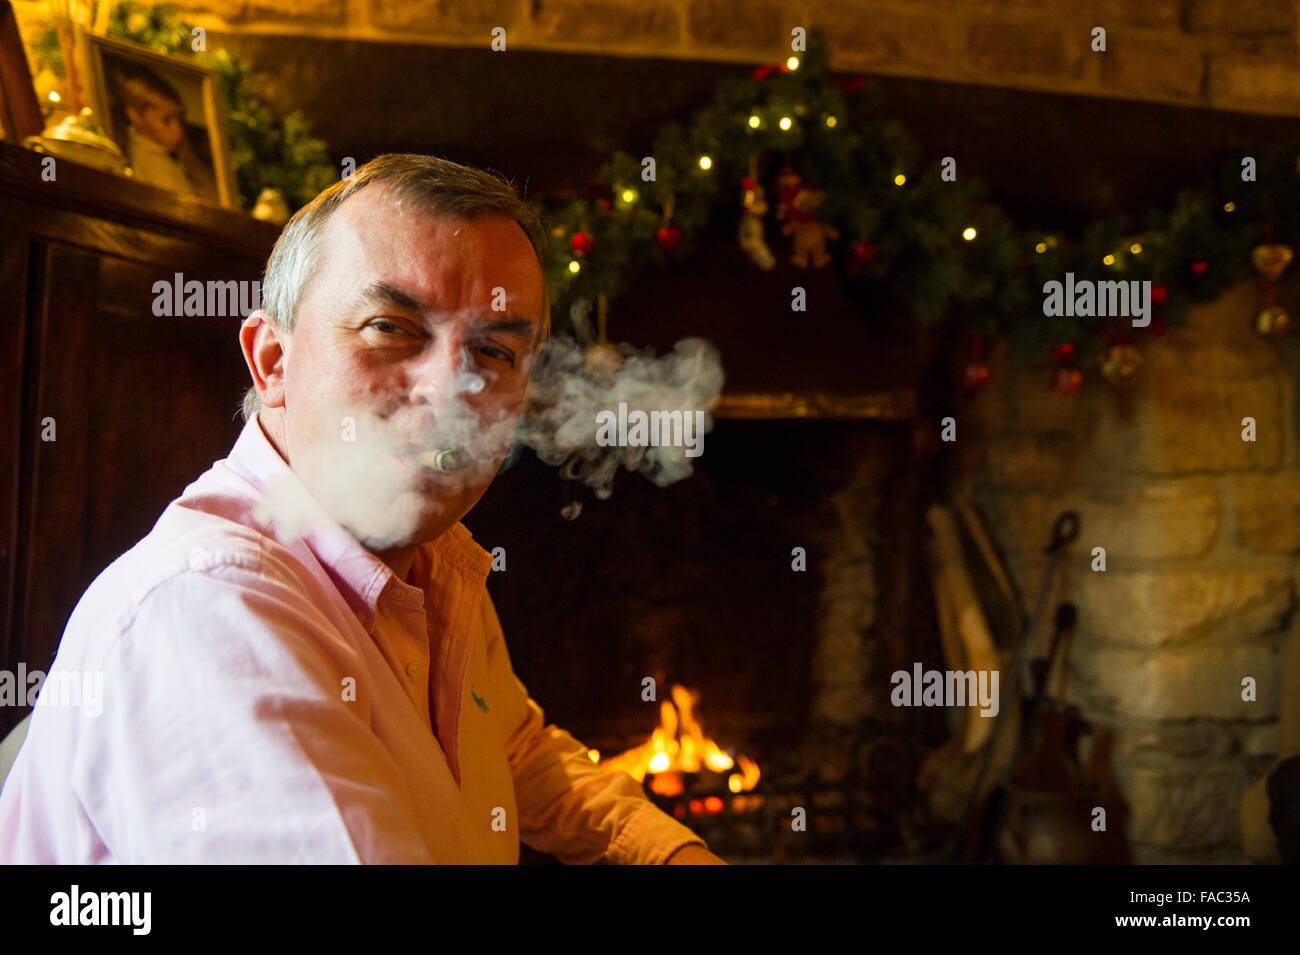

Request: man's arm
left=73, top=555, right=438, bottom=863
left=480, top=592, right=721, bottom=864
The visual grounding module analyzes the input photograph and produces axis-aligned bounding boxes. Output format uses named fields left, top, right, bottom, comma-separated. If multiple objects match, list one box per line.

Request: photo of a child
left=80, top=33, right=235, bottom=207
left=109, top=62, right=217, bottom=201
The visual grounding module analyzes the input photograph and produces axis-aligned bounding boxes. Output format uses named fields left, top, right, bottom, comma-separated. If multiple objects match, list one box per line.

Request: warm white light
left=1035, top=242, right=1047, bottom=254
left=786, top=56, right=800, bottom=71
left=620, top=188, right=636, bottom=203
left=1103, top=254, right=1115, bottom=266
left=1130, top=243, right=1142, bottom=254
left=568, top=260, right=580, bottom=273
left=779, top=116, right=792, bottom=130
left=962, top=227, right=977, bottom=241
left=748, top=115, right=760, bottom=128
left=894, top=173, right=906, bottom=186
left=825, top=115, right=837, bottom=127
left=698, top=155, right=712, bottom=170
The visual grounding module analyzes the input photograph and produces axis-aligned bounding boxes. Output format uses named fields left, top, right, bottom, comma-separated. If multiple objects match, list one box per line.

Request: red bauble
left=1050, top=342, right=1075, bottom=362
left=656, top=226, right=682, bottom=252
left=1151, top=284, right=1168, bottom=304
left=741, top=176, right=755, bottom=191
left=1052, top=367, right=1083, bottom=394
left=850, top=241, right=877, bottom=264
left=964, top=361, right=992, bottom=390
left=1190, top=260, right=1209, bottom=275
left=570, top=232, right=594, bottom=255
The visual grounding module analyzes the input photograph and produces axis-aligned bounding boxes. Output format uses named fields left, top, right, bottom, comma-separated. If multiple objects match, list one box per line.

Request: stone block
left=1072, top=643, right=1279, bottom=720
left=1233, top=472, right=1300, bottom=554
left=1076, top=569, right=1292, bottom=648
left=1116, top=758, right=1250, bottom=849
left=529, top=0, right=680, bottom=46
left=983, top=480, right=1221, bottom=563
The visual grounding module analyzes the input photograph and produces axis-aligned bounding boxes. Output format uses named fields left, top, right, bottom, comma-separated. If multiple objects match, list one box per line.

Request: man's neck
left=257, top=410, right=424, bottom=583
left=374, top=544, right=419, bottom=583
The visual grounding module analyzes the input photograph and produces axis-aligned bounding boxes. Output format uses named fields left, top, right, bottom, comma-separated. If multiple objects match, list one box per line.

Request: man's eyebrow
left=354, top=281, right=430, bottom=314
left=475, top=316, right=536, bottom=340
left=354, top=282, right=537, bottom=338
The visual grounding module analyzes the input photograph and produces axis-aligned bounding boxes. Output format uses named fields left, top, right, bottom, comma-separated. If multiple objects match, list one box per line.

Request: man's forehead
left=322, top=191, right=539, bottom=294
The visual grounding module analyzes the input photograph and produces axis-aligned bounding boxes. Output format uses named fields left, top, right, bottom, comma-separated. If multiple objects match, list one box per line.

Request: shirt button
left=406, top=661, right=421, bottom=678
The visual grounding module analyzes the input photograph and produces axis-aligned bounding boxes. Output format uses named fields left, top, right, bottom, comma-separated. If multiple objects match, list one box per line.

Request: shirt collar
left=222, top=413, right=493, bottom=630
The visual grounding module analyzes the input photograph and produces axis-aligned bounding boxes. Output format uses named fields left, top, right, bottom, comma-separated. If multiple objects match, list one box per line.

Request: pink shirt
left=0, top=414, right=707, bottom=864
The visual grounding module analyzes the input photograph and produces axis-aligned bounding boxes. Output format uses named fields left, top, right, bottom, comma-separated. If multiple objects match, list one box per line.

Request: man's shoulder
left=65, top=503, right=316, bottom=656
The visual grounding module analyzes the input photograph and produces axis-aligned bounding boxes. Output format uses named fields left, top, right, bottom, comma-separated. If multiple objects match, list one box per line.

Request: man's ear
left=240, top=310, right=289, bottom=409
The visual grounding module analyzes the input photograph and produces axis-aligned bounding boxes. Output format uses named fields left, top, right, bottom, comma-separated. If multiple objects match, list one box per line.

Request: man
left=0, top=154, right=723, bottom=864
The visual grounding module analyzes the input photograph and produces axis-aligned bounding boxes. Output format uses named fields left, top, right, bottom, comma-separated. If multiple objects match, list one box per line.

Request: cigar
left=415, top=448, right=464, bottom=472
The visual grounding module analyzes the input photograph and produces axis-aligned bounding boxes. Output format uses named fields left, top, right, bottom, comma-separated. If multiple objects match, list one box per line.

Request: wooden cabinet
left=0, top=141, right=278, bottom=737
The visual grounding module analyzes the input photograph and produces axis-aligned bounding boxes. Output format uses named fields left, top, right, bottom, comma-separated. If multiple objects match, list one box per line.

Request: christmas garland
left=30, top=12, right=1294, bottom=387
left=532, top=27, right=1296, bottom=389
left=31, top=1, right=335, bottom=212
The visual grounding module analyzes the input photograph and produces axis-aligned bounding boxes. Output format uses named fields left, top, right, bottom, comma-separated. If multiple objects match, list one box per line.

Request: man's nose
left=409, top=341, right=475, bottom=404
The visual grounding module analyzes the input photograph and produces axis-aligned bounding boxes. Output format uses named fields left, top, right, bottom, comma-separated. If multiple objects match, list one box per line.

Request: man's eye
left=478, top=345, right=515, bottom=366
left=368, top=320, right=407, bottom=335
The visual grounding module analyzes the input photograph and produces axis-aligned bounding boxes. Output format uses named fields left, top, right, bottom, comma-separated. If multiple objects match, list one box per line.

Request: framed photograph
left=80, top=32, right=237, bottom=208
left=0, top=1, right=43, bottom=143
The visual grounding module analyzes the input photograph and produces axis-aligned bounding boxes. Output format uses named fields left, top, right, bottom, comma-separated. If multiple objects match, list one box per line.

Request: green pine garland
left=531, top=27, right=1283, bottom=371
left=32, top=1, right=334, bottom=212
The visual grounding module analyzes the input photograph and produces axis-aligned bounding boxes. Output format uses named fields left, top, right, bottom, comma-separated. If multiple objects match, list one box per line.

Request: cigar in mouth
left=415, top=448, right=464, bottom=472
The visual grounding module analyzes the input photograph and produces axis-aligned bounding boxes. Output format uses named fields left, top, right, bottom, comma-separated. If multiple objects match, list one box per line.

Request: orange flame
left=597, top=684, right=760, bottom=794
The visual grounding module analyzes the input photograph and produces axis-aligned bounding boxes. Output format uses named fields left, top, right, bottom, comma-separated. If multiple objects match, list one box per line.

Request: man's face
left=127, top=100, right=185, bottom=152
left=257, top=189, right=544, bottom=552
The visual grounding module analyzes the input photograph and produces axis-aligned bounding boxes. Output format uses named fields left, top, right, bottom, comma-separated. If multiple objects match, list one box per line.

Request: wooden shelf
left=0, top=139, right=280, bottom=256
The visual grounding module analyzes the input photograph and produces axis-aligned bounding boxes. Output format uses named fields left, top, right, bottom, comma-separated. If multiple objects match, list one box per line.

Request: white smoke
left=513, top=331, right=725, bottom=511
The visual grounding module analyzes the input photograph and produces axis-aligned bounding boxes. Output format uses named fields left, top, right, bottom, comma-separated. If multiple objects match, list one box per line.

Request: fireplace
left=467, top=414, right=951, bottom=862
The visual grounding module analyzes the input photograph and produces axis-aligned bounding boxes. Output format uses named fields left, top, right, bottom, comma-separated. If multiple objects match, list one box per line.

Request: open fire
left=589, top=684, right=760, bottom=799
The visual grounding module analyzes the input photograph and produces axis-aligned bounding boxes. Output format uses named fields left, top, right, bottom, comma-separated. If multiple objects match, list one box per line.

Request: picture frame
left=0, top=0, right=43, bottom=143
left=79, top=31, right=238, bottom=208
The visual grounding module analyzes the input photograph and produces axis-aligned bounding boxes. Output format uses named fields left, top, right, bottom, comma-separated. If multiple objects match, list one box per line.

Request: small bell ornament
left=1251, top=227, right=1293, bottom=337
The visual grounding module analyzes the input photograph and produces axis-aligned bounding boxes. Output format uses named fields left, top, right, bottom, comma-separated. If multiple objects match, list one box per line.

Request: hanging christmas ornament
left=963, top=333, right=991, bottom=390
left=1151, top=284, right=1168, bottom=305
left=570, top=230, right=594, bottom=256
left=1051, top=366, right=1083, bottom=394
left=1189, top=259, right=1209, bottom=275
left=1097, top=342, right=1143, bottom=384
left=655, top=193, right=681, bottom=252
left=1050, top=342, right=1081, bottom=394
left=656, top=226, right=681, bottom=252
left=597, top=197, right=612, bottom=217
left=780, top=181, right=839, bottom=268
left=775, top=164, right=802, bottom=222
left=1251, top=226, right=1293, bottom=336
left=846, top=239, right=876, bottom=277
left=583, top=293, right=624, bottom=381
left=738, top=158, right=775, bottom=270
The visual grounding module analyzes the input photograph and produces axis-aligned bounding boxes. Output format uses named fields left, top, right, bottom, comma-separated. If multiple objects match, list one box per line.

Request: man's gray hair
left=240, top=153, right=551, bottom=422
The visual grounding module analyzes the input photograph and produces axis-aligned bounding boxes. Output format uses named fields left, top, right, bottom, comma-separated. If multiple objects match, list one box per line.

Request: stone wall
left=15, top=0, right=1300, bottom=117
left=952, top=280, right=1299, bottom=862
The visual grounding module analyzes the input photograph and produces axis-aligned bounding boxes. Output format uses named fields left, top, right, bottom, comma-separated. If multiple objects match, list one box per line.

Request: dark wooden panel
left=15, top=243, right=250, bottom=685
left=0, top=151, right=275, bottom=738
